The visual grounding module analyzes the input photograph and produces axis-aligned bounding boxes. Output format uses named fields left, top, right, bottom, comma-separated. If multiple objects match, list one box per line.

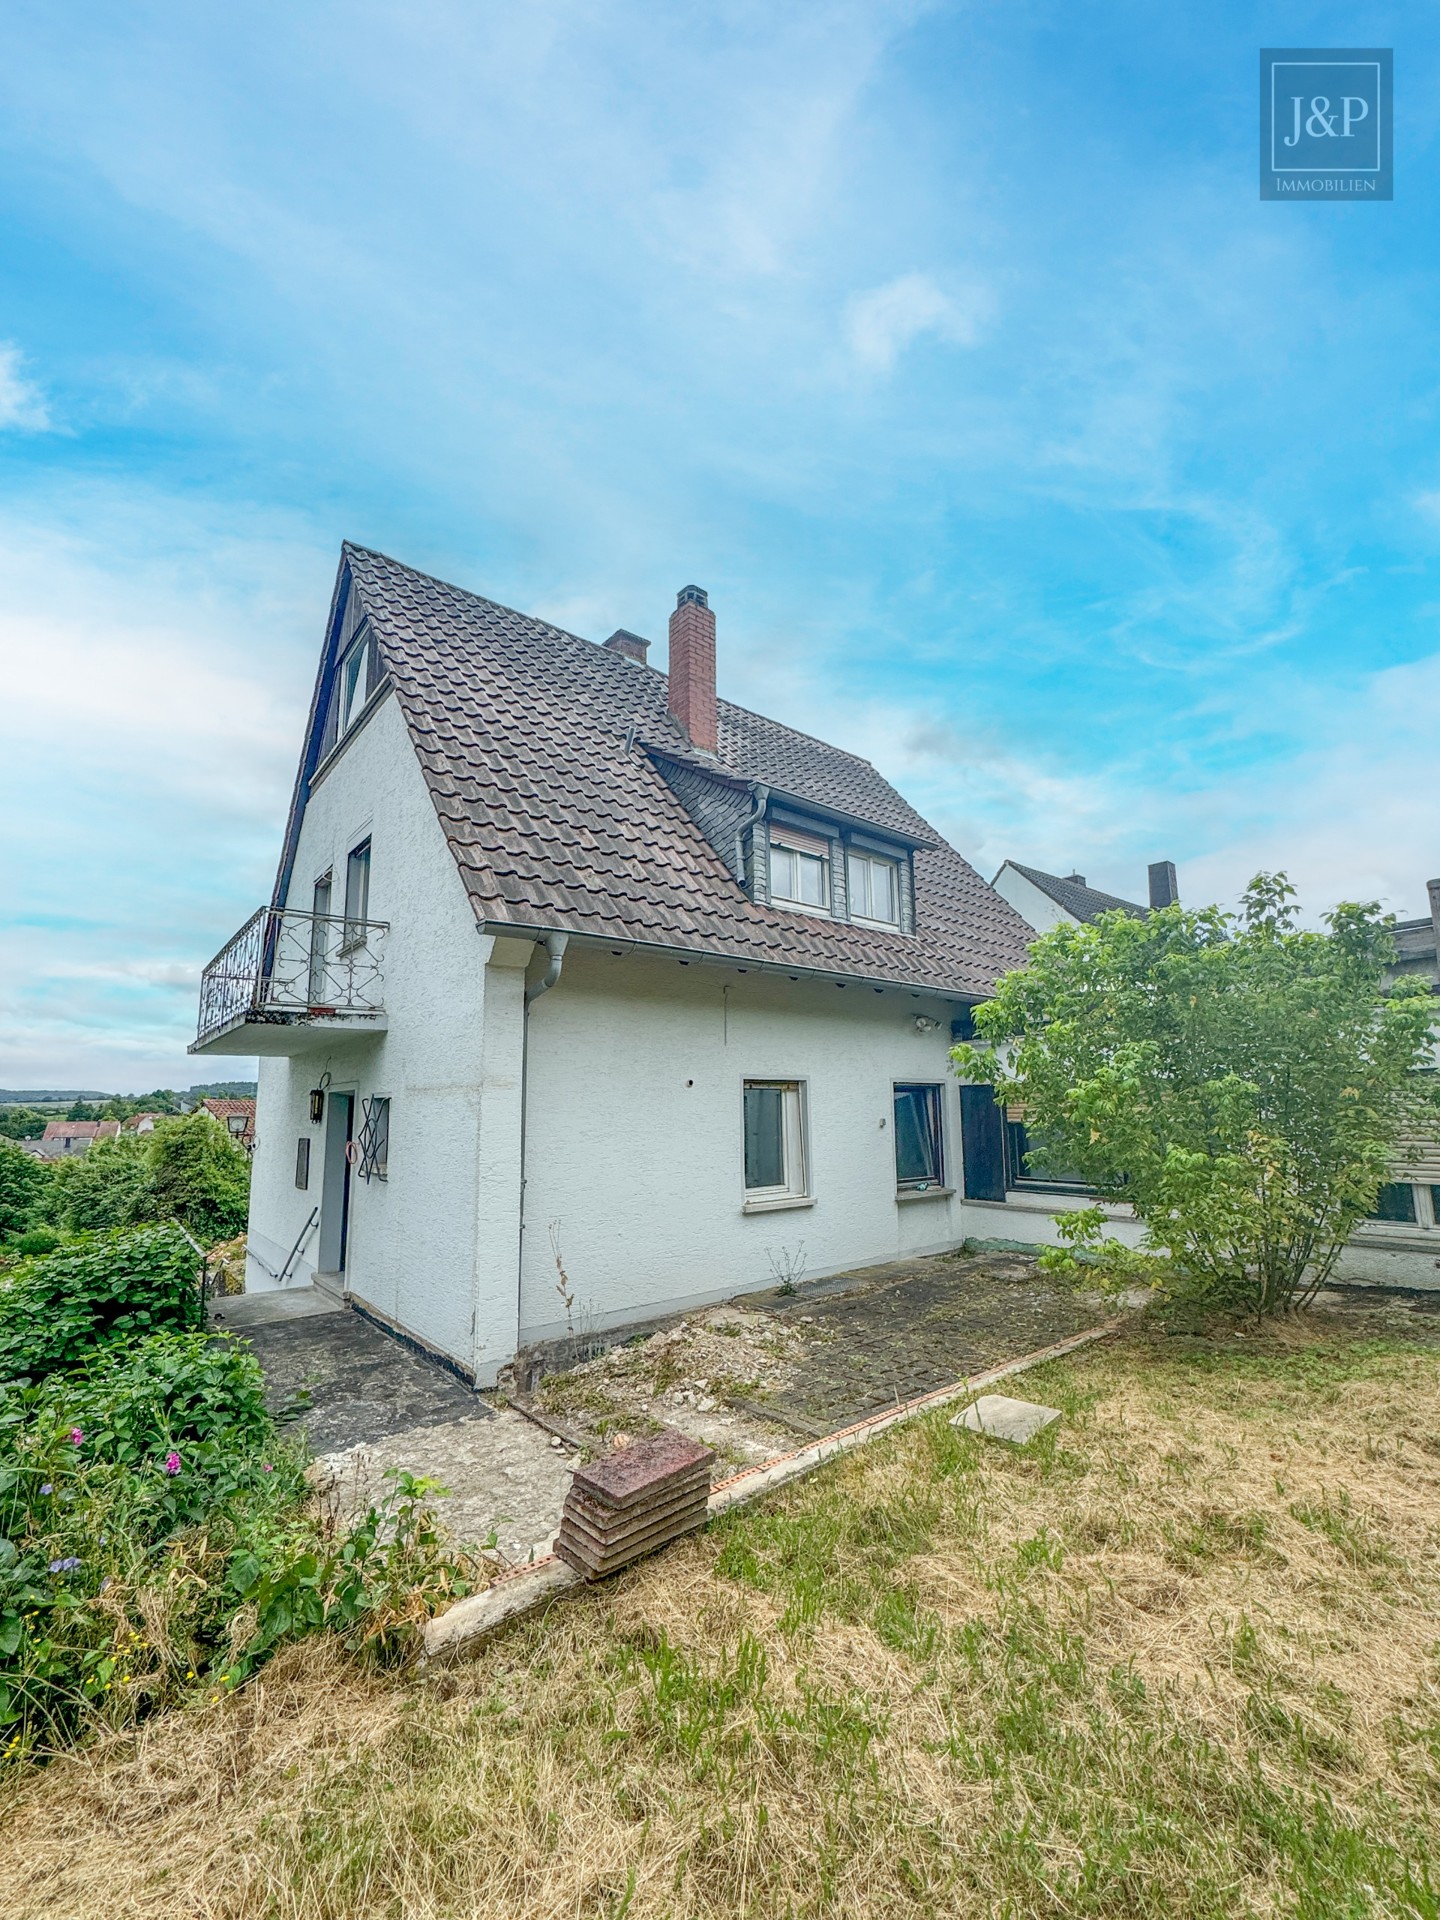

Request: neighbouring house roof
left=201, top=1097, right=256, bottom=1141
left=1000, top=862, right=1146, bottom=925
left=1391, top=915, right=1439, bottom=987
left=41, top=1120, right=99, bottom=1142
left=288, top=544, right=1036, bottom=1000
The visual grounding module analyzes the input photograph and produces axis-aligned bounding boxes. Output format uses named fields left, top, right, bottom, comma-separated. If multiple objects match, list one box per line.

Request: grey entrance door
left=317, top=1091, right=354, bottom=1277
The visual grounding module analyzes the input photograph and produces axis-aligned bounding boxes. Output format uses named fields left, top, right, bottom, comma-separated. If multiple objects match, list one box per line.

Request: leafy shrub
left=0, top=1140, right=52, bottom=1241
left=43, top=1133, right=155, bottom=1234
left=147, top=1113, right=250, bottom=1243
left=0, top=1226, right=202, bottom=1385
left=11, top=1228, right=61, bottom=1258
left=0, top=1339, right=476, bottom=1751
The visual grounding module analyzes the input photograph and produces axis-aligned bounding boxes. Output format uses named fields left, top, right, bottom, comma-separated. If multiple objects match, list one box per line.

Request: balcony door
left=308, top=874, right=333, bottom=1006
left=316, top=1091, right=354, bottom=1281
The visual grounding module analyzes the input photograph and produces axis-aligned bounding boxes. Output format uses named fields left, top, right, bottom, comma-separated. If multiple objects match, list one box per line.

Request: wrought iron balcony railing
left=196, top=907, right=389, bottom=1046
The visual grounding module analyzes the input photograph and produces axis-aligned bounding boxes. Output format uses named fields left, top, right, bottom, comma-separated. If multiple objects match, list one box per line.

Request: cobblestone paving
left=745, top=1249, right=1106, bottom=1435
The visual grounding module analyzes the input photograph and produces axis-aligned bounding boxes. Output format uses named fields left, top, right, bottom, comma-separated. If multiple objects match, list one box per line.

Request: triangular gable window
left=322, top=621, right=384, bottom=756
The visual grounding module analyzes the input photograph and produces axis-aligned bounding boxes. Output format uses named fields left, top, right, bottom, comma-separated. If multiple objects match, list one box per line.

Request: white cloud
left=0, top=342, right=52, bottom=431
left=844, top=273, right=992, bottom=373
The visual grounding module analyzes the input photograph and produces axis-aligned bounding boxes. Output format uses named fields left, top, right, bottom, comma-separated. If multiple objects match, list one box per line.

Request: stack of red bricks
left=555, top=1428, right=715, bottom=1580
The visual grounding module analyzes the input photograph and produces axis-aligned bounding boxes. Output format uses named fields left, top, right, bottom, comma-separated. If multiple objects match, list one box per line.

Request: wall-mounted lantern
left=309, top=1070, right=331, bottom=1125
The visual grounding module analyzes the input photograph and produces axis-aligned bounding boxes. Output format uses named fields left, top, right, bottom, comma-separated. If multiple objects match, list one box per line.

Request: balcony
left=192, top=907, right=390, bottom=1055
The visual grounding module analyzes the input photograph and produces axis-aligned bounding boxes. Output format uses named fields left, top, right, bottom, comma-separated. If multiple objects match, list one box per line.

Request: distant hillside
left=0, top=1090, right=110, bottom=1104
left=186, top=1081, right=258, bottom=1099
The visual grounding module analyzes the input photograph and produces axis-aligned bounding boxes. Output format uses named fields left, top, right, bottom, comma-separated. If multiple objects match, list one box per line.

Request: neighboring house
left=191, top=544, right=1038, bottom=1381
left=199, top=1096, right=256, bottom=1150
left=990, top=859, right=1179, bottom=934
left=39, top=1120, right=99, bottom=1158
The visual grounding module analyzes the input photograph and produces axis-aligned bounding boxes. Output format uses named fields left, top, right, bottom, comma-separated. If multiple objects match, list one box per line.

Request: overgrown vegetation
left=0, top=1229, right=481, bottom=1760
left=7, top=1313, right=1439, bottom=1918
left=0, top=1111, right=252, bottom=1254
left=956, top=874, right=1440, bottom=1316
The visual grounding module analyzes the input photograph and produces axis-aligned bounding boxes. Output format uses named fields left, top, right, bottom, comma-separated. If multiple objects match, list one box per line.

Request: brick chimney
left=667, top=585, right=717, bottom=753
left=1148, top=860, right=1179, bottom=910
left=603, top=628, right=650, bottom=664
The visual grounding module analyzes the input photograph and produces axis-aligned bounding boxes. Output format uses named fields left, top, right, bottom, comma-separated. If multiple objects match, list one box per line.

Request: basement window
left=743, top=1080, right=807, bottom=1201
left=769, top=827, right=831, bottom=914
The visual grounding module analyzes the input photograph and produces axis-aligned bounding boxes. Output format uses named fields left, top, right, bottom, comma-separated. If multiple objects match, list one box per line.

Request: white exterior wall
left=990, top=863, right=1073, bottom=935
left=517, top=947, right=969, bottom=1344
left=247, top=694, right=492, bottom=1366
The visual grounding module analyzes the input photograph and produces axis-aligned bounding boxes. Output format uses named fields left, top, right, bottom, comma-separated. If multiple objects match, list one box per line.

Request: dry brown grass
left=7, top=1312, right=1440, bottom=1919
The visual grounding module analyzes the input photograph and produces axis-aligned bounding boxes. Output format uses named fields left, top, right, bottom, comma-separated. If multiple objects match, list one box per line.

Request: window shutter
left=959, top=1085, right=1007, bottom=1201
left=1396, top=1134, right=1440, bottom=1181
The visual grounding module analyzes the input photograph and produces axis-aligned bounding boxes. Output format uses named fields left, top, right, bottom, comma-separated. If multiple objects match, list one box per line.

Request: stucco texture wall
left=247, top=694, right=489, bottom=1366
left=517, top=946, right=970, bottom=1345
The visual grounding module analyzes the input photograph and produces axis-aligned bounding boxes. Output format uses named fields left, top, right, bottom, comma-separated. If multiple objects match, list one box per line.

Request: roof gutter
left=734, top=781, right=769, bottom=884
left=481, top=918, right=978, bottom=1005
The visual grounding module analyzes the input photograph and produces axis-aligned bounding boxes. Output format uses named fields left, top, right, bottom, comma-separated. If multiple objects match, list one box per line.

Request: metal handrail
left=276, top=1208, right=320, bottom=1287
left=196, top=906, right=390, bottom=1043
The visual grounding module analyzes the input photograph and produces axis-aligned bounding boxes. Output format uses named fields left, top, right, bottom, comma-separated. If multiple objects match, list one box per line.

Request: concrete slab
left=952, top=1392, right=1061, bottom=1445
left=209, top=1287, right=341, bottom=1329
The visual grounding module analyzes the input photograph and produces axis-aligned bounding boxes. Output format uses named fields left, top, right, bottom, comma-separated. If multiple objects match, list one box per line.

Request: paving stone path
left=745, top=1249, right=1104, bottom=1435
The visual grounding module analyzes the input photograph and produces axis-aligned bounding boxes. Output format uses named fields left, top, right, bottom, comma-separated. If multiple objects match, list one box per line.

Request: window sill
left=896, top=1185, right=955, bottom=1204
left=742, top=1193, right=815, bottom=1215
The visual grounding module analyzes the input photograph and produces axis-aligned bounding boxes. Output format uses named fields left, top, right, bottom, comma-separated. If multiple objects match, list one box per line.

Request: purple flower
left=48, top=1556, right=82, bottom=1574
left=38, top=1483, right=53, bottom=1496
left=163, top=1451, right=181, bottom=1475
left=69, top=1428, right=83, bottom=1446
left=262, top=1463, right=273, bottom=1474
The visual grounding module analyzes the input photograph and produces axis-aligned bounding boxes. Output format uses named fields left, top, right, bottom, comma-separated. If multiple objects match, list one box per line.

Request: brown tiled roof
left=340, top=545, right=1034, bottom=999
left=41, top=1120, right=99, bottom=1141
left=1004, top=862, right=1146, bottom=924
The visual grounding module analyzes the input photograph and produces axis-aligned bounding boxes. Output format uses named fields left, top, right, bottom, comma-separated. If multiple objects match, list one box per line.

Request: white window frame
left=848, top=849, right=901, bottom=927
left=341, top=838, right=372, bottom=952
left=742, top=1079, right=810, bottom=1209
left=326, top=623, right=384, bottom=753
left=768, top=827, right=832, bottom=916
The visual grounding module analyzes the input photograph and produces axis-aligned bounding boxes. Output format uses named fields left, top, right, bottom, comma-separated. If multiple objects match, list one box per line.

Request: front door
left=317, top=1091, right=354, bottom=1279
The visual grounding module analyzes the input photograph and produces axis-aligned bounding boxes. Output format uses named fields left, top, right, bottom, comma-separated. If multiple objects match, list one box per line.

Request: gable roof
left=284, top=545, right=1035, bottom=1000
left=41, top=1120, right=99, bottom=1141
left=1002, top=862, right=1146, bottom=924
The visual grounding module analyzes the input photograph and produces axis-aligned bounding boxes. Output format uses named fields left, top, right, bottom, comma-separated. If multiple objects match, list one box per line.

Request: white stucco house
left=990, top=858, right=1178, bottom=934
left=192, top=544, right=1075, bottom=1383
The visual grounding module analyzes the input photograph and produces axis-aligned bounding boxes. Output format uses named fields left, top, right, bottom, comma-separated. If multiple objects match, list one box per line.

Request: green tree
left=48, top=1131, right=156, bottom=1233
left=0, top=1140, right=52, bottom=1240
left=955, top=875, right=1440, bottom=1317
left=65, top=1099, right=102, bottom=1122
left=146, top=1111, right=250, bottom=1243
left=0, top=1106, right=49, bottom=1141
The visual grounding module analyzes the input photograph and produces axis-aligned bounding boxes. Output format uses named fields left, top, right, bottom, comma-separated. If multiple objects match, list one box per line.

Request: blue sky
left=3, top=1, right=1439, bottom=1091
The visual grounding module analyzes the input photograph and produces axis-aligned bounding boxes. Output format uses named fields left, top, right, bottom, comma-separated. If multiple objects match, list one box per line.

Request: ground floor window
left=1003, top=1114, right=1091, bottom=1194
left=1370, top=1182, right=1419, bottom=1224
left=357, top=1095, right=390, bottom=1181
left=743, top=1081, right=807, bottom=1199
left=894, top=1083, right=945, bottom=1189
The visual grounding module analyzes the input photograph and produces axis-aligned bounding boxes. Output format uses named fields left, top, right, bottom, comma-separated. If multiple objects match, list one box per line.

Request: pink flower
left=262, top=1463, right=273, bottom=1473
left=69, top=1428, right=83, bottom=1446
left=163, top=1451, right=181, bottom=1476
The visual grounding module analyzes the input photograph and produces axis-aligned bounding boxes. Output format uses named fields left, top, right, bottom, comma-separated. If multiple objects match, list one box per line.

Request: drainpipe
left=516, top=931, right=569, bottom=1353
left=735, top=782, right=770, bottom=885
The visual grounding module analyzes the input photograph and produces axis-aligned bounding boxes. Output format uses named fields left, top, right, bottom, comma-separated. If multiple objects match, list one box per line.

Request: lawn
left=7, top=1311, right=1440, bottom=1919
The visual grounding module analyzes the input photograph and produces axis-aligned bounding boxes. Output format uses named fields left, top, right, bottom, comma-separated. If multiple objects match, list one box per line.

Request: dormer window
left=324, top=621, right=383, bottom=754
left=847, top=849, right=900, bottom=926
left=769, top=826, right=831, bottom=914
